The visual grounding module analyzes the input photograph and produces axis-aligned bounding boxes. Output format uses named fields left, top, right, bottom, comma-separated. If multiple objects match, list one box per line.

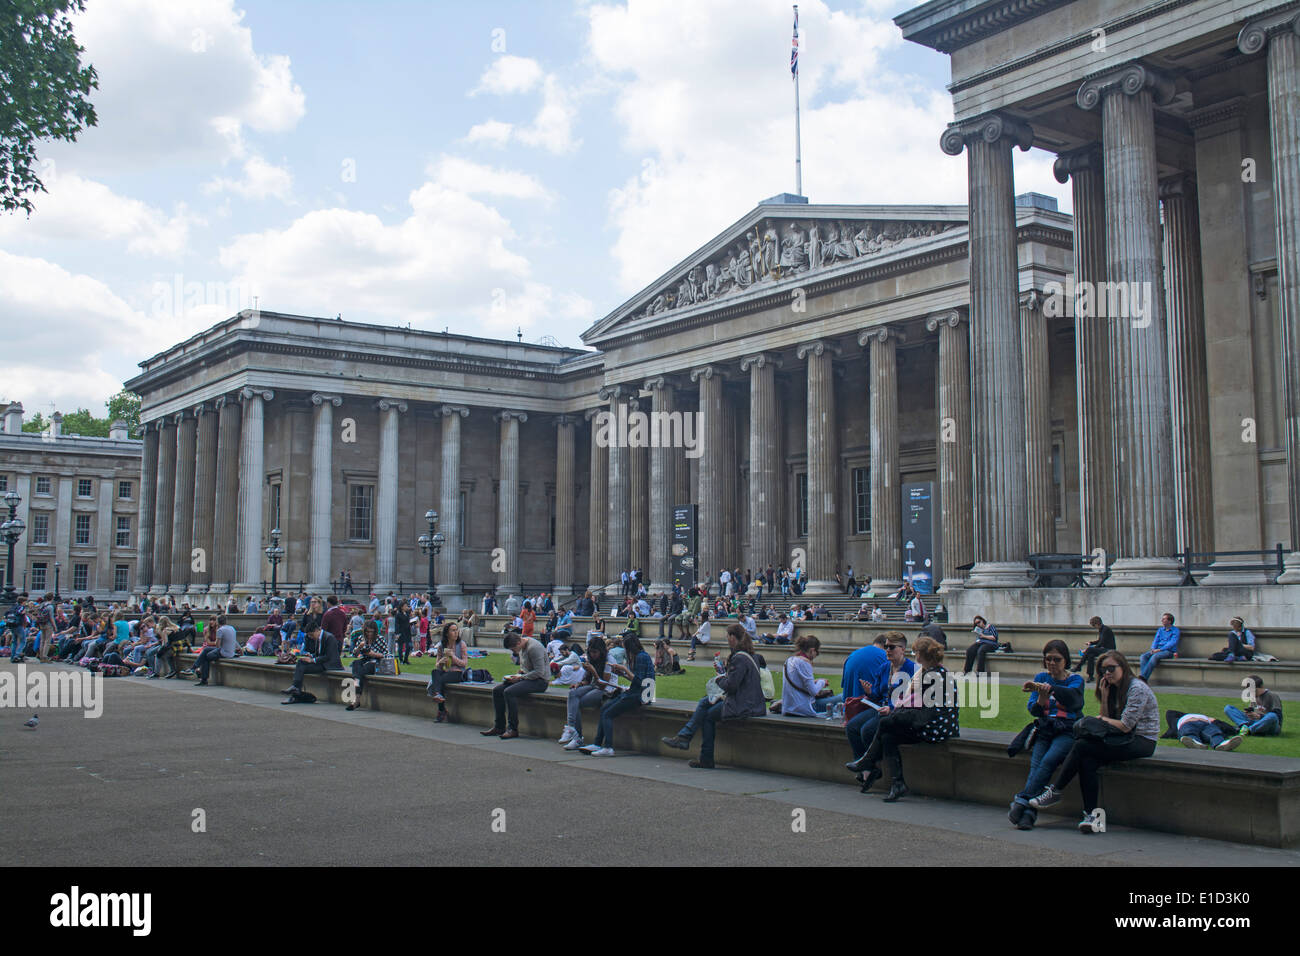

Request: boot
left=882, top=750, right=908, bottom=802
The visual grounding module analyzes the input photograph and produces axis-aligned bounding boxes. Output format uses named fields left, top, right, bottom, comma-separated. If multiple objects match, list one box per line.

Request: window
left=0, top=475, right=7, bottom=492
left=118, top=480, right=132, bottom=500
left=75, top=514, right=92, bottom=546
left=73, top=563, right=88, bottom=591
left=31, top=563, right=47, bottom=592
left=271, top=483, right=282, bottom=532
left=853, top=466, right=871, bottom=534
left=348, top=484, right=374, bottom=541
left=33, top=513, right=50, bottom=545
left=114, top=565, right=130, bottom=593
left=35, top=476, right=51, bottom=495
left=796, top=473, right=809, bottom=538
left=459, top=490, right=467, bottom=547
left=77, top=478, right=92, bottom=497
left=116, top=516, right=131, bottom=548
left=1051, top=440, right=1065, bottom=524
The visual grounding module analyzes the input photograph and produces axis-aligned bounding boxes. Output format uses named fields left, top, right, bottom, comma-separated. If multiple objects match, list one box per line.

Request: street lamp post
left=264, top=527, right=285, bottom=597
left=1, top=490, right=25, bottom=605
left=417, top=509, right=445, bottom=606
left=54, top=561, right=61, bottom=601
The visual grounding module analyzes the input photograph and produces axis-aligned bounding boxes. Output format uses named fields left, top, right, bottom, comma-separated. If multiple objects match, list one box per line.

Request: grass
left=343, top=650, right=1300, bottom=759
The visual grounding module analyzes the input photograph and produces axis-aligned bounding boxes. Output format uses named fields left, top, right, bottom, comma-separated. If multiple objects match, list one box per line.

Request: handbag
left=1072, top=715, right=1133, bottom=746
left=376, top=656, right=398, bottom=677
left=705, top=675, right=725, bottom=703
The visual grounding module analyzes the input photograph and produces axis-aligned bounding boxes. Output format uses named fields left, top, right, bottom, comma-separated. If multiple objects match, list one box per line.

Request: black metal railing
left=1179, top=545, right=1287, bottom=584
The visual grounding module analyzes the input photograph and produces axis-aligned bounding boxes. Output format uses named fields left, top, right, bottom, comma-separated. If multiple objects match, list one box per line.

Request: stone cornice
left=1187, top=96, right=1246, bottom=131
left=1077, top=62, right=1176, bottom=111
left=895, top=0, right=1071, bottom=54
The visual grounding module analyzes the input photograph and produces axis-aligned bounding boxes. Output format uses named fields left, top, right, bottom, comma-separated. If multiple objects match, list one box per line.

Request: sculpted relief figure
left=780, top=225, right=808, bottom=272
left=806, top=224, right=823, bottom=271
left=761, top=224, right=780, bottom=278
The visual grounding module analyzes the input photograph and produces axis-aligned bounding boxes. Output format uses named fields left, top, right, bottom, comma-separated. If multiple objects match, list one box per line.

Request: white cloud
left=429, top=156, right=553, bottom=202
left=464, top=120, right=515, bottom=147
left=474, top=55, right=545, bottom=95
left=515, top=76, right=579, bottom=154
left=0, top=173, right=199, bottom=258
left=52, top=0, right=305, bottom=171
left=203, top=156, right=294, bottom=201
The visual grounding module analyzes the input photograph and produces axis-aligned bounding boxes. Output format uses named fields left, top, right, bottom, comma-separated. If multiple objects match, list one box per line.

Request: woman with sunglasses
left=1008, top=640, right=1084, bottom=830
left=1029, top=650, right=1159, bottom=833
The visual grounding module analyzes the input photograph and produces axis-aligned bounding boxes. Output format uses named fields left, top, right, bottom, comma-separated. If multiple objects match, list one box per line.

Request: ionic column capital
left=376, top=399, right=408, bottom=414
left=554, top=414, right=578, bottom=428
left=940, top=111, right=1034, bottom=156
left=437, top=404, right=469, bottom=418
left=584, top=407, right=607, bottom=423
left=1052, top=145, right=1103, bottom=183
left=739, top=352, right=782, bottom=373
left=1238, top=11, right=1300, bottom=55
left=1077, top=62, right=1175, bottom=111
left=1158, top=173, right=1197, bottom=200
left=924, top=308, right=968, bottom=332
left=171, top=409, right=190, bottom=425
left=642, top=376, right=668, bottom=392
left=310, top=392, right=343, bottom=408
left=1019, top=289, right=1044, bottom=312
left=856, top=326, right=905, bottom=348
left=795, top=340, right=841, bottom=361
left=192, top=401, right=213, bottom=418
left=239, top=387, right=274, bottom=403
left=494, top=409, right=528, bottom=424
left=689, top=364, right=728, bottom=383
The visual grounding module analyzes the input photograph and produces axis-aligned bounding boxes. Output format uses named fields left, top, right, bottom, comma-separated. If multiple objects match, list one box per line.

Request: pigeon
left=23, top=715, right=38, bottom=729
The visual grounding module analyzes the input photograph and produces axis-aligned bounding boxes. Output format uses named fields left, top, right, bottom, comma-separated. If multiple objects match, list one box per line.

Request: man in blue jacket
left=841, top=640, right=893, bottom=773
left=1139, top=613, right=1180, bottom=681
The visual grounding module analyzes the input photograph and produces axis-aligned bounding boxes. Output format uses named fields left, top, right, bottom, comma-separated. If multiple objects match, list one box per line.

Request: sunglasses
left=1043, top=656, right=1065, bottom=663
left=1100, top=664, right=1119, bottom=674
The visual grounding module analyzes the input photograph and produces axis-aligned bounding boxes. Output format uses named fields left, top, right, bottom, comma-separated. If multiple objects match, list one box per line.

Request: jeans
left=594, top=693, right=642, bottom=748
left=817, top=693, right=841, bottom=714
left=8, top=624, right=25, bottom=661
left=1014, top=732, right=1074, bottom=804
left=677, top=696, right=713, bottom=740
left=1139, top=649, right=1174, bottom=680
left=1178, top=719, right=1225, bottom=748
left=1052, top=735, right=1157, bottom=811
left=1077, top=644, right=1105, bottom=679
left=1224, top=705, right=1281, bottom=736
left=689, top=635, right=710, bottom=652
left=351, top=658, right=377, bottom=696
left=566, top=684, right=606, bottom=736
left=963, top=641, right=995, bottom=674
left=491, top=677, right=548, bottom=731
left=195, top=646, right=224, bottom=681
left=846, top=708, right=882, bottom=761
left=428, top=669, right=465, bottom=712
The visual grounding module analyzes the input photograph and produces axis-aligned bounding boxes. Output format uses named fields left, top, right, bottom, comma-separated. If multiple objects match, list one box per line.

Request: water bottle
left=829, top=702, right=844, bottom=722
left=713, top=652, right=724, bottom=674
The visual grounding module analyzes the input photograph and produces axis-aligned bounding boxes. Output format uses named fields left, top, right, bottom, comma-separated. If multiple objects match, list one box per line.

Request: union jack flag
left=790, top=6, right=799, bottom=76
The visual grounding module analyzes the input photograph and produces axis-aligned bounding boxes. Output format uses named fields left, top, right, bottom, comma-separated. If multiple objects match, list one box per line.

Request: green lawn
left=352, top=651, right=1299, bottom=758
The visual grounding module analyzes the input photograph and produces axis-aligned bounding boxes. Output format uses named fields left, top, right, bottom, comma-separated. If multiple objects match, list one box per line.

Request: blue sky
left=2, top=0, right=1068, bottom=414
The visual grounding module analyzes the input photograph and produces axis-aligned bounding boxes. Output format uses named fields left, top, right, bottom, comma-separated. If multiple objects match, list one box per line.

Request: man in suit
left=1074, top=615, right=1116, bottom=682
left=283, top=621, right=342, bottom=698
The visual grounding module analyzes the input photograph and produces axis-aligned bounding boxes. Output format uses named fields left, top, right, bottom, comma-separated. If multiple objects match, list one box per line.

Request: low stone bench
left=178, top=653, right=1300, bottom=847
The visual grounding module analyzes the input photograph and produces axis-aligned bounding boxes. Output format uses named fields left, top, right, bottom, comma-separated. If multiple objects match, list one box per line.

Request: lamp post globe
left=418, top=510, right=443, bottom=605
left=1, top=492, right=24, bottom=606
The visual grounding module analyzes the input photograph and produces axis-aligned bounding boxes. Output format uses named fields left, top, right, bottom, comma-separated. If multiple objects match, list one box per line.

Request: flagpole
left=793, top=4, right=802, bottom=196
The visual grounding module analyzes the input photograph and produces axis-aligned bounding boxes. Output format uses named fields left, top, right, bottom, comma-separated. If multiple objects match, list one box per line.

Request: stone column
left=495, top=410, right=526, bottom=595
left=151, top=416, right=177, bottom=592
left=1078, top=64, right=1182, bottom=585
left=628, top=399, right=649, bottom=578
left=927, top=310, right=973, bottom=589
left=1021, top=291, right=1055, bottom=555
left=235, top=388, right=273, bottom=592
left=553, top=415, right=577, bottom=596
left=437, top=405, right=468, bottom=597
left=644, top=378, right=674, bottom=589
left=309, top=393, right=342, bottom=592
left=169, top=409, right=197, bottom=592
left=691, top=366, right=725, bottom=591
left=1054, top=146, right=1116, bottom=562
left=860, top=327, right=903, bottom=591
left=1160, top=176, right=1215, bottom=563
left=721, top=387, right=739, bottom=571
left=941, top=112, right=1035, bottom=586
left=1240, top=14, right=1300, bottom=581
left=136, top=422, right=159, bottom=590
left=586, top=408, right=609, bottom=593
left=191, top=403, right=218, bottom=593
left=373, top=399, right=406, bottom=593
left=601, top=388, right=631, bottom=585
left=671, top=383, right=692, bottom=517
left=211, top=395, right=241, bottom=592
left=797, top=340, right=840, bottom=593
left=740, top=355, right=781, bottom=572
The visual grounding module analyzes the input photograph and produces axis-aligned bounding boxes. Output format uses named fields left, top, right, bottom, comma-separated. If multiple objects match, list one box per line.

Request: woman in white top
left=559, top=636, right=618, bottom=751
left=687, top=611, right=712, bottom=661
left=779, top=635, right=834, bottom=716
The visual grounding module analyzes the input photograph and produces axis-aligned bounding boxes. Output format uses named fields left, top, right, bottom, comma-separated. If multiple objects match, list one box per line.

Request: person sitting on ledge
left=1209, top=617, right=1256, bottom=662
left=854, top=636, right=959, bottom=802
left=1030, top=650, right=1159, bottom=834
left=1074, top=616, right=1115, bottom=682
left=1225, top=676, right=1283, bottom=738
left=776, top=634, right=835, bottom=716
left=346, top=620, right=385, bottom=712
left=480, top=631, right=549, bottom=740
left=963, top=615, right=1000, bottom=675
left=660, top=624, right=766, bottom=768
left=1007, top=640, right=1084, bottom=830
left=1138, top=613, right=1180, bottom=682
left=582, top=635, right=656, bottom=756
left=194, top=615, right=238, bottom=686
left=281, top=620, right=342, bottom=698
left=427, top=622, right=469, bottom=722
left=687, top=610, right=712, bottom=662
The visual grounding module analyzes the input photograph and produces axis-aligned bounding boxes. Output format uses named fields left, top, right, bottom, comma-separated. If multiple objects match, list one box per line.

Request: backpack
left=466, top=668, right=493, bottom=684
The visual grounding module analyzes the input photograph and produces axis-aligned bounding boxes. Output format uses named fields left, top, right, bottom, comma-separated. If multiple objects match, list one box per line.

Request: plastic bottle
left=713, top=652, right=724, bottom=674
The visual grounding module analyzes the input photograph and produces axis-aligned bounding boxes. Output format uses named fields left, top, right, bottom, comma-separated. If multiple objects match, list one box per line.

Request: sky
left=2, top=0, right=1070, bottom=416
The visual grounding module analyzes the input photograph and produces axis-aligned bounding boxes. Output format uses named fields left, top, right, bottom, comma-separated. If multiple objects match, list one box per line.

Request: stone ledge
left=179, top=654, right=1300, bottom=847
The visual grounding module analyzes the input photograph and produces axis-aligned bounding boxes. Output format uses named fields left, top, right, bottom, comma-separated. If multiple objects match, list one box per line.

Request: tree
left=106, top=389, right=140, bottom=433
left=0, top=0, right=98, bottom=215
left=17, top=390, right=139, bottom=436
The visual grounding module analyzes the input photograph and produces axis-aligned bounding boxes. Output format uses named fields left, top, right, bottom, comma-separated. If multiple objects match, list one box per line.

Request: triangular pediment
left=583, top=203, right=968, bottom=344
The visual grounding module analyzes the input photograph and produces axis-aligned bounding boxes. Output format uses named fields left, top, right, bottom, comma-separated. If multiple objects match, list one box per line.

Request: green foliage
left=0, top=0, right=98, bottom=215
left=21, top=411, right=48, bottom=433
left=106, top=389, right=141, bottom=432
left=17, top=390, right=139, bottom=436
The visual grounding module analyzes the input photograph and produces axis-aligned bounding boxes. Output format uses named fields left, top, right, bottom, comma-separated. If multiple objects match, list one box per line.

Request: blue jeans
left=566, top=685, right=606, bottom=736
left=8, top=624, right=25, bottom=661
left=676, top=697, right=728, bottom=760
left=1178, top=719, right=1225, bottom=748
left=1139, top=649, right=1174, bottom=680
left=845, top=708, right=881, bottom=761
left=594, top=693, right=642, bottom=748
left=1224, top=705, right=1281, bottom=736
left=1015, top=732, right=1075, bottom=804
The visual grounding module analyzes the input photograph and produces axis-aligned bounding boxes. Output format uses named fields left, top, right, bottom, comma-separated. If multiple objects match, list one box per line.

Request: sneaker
left=1028, top=785, right=1061, bottom=809
left=1237, top=725, right=1250, bottom=736
left=564, top=736, right=585, bottom=751
left=558, top=726, right=576, bottom=745
left=578, top=743, right=599, bottom=754
left=1180, top=735, right=1207, bottom=749
left=688, top=758, right=715, bottom=769
left=591, top=747, right=615, bottom=757
left=1016, top=807, right=1038, bottom=831
left=1008, top=801, right=1027, bottom=826
left=1078, top=809, right=1103, bottom=834
left=1214, top=735, right=1243, bottom=752
left=661, top=735, right=690, bottom=750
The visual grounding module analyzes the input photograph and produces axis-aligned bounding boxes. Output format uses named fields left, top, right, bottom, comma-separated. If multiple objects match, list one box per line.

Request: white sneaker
left=577, top=743, right=599, bottom=753
left=1180, top=735, right=1207, bottom=749
left=558, top=726, right=576, bottom=744
left=591, top=747, right=615, bottom=757
left=564, top=735, right=585, bottom=751
left=1214, top=735, right=1243, bottom=752
left=1078, top=809, right=1104, bottom=834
